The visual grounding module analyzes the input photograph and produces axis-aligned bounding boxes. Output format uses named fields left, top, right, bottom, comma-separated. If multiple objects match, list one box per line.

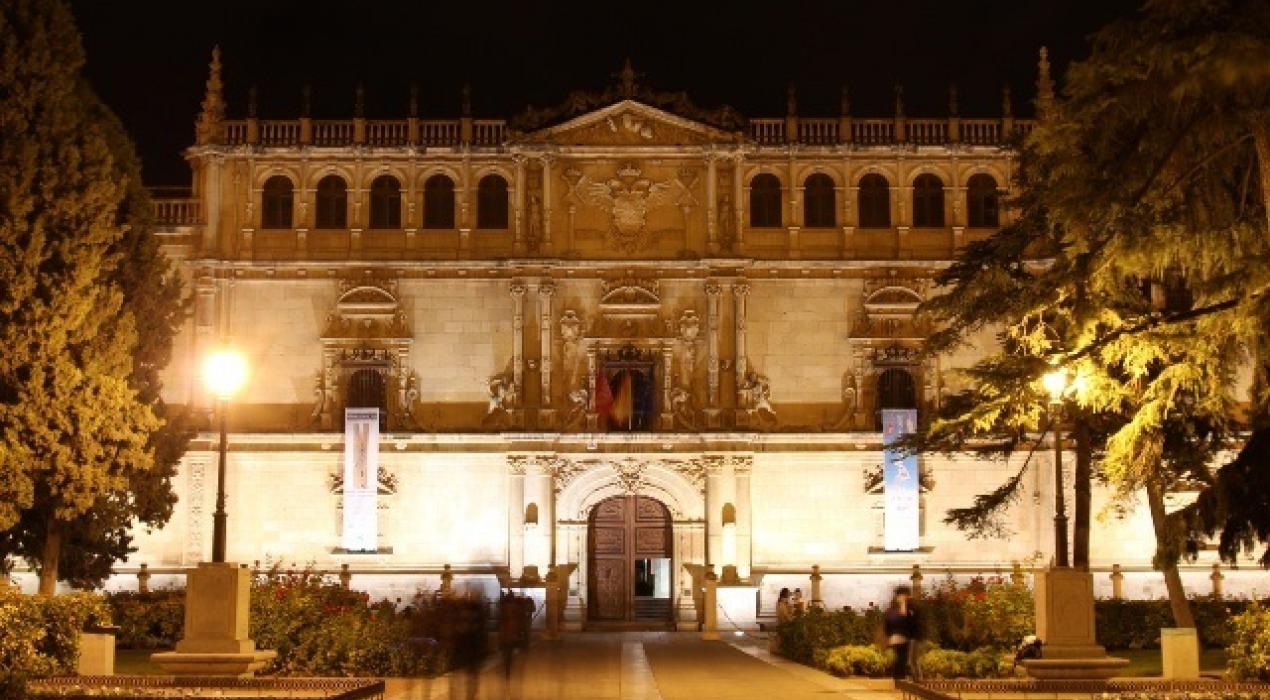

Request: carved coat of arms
left=566, top=162, right=685, bottom=252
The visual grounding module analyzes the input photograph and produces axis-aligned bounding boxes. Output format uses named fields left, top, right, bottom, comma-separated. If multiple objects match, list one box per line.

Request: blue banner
left=882, top=409, right=920, bottom=551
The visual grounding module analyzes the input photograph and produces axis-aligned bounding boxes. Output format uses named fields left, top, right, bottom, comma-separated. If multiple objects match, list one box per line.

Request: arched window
left=261, top=175, right=293, bottom=229
left=912, top=174, right=945, bottom=227
left=803, top=173, right=836, bottom=228
left=369, top=175, right=401, bottom=229
left=423, top=174, right=456, bottom=229
left=477, top=174, right=509, bottom=229
left=857, top=174, right=891, bottom=228
left=966, top=173, right=1000, bottom=228
left=876, top=368, right=918, bottom=429
left=315, top=175, right=348, bottom=229
left=347, top=368, right=387, bottom=430
left=749, top=173, right=782, bottom=228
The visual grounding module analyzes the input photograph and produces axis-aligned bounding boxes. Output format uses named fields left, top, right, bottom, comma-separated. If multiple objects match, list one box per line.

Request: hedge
left=1227, top=602, right=1270, bottom=681
left=1094, top=599, right=1252, bottom=650
left=0, top=590, right=111, bottom=677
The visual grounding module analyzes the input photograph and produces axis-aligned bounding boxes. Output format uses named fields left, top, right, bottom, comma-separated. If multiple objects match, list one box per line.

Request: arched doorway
left=587, top=495, right=673, bottom=623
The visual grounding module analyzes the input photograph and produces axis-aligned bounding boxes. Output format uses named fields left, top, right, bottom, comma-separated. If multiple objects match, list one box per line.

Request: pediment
left=519, top=101, right=739, bottom=147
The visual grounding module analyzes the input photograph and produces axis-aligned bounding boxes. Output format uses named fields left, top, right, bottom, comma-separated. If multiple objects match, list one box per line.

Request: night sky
left=70, top=0, right=1142, bottom=186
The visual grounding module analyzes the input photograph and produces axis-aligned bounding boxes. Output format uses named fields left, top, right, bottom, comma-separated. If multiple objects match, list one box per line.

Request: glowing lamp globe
left=204, top=350, right=248, bottom=400
left=1041, top=368, right=1069, bottom=403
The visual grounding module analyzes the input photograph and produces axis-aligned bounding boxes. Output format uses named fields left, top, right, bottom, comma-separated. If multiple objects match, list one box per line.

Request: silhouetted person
left=884, top=586, right=921, bottom=680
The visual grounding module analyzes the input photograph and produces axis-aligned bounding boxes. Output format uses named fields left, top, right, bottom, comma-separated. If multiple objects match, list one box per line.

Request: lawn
left=114, top=649, right=168, bottom=675
left=1115, top=648, right=1227, bottom=677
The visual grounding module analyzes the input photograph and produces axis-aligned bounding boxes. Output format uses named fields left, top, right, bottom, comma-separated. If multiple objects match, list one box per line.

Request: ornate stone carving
left=185, top=459, right=207, bottom=563
left=485, top=373, right=517, bottom=424
left=598, top=278, right=661, bottom=319
left=611, top=457, right=647, bottom=494
left=329, top=465, right=399, bottom=495
left=739, top=370, right=775, bottom=418
left=670, top=387, right=699, bottom=430
left=565, top=163, right=687, bottom=252
left=506, top=454, right=529, bottom=476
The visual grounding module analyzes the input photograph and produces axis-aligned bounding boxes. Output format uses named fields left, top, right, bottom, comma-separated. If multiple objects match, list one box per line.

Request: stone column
left=513, top=154, right=527, bottom=254
left=202, top=156, right=224, bottom=257
left=661, top=345, right=675, bottom=429
left=585, top=343, right=599, bottom=430
left=507, top=457, right=526, bottom=579
left=539, top=155, right=554, bottom=250
left=705, top=281, right=722, bottom=412
left=138, top=563, right=152, bottom=593
left=458, top=156, right=472, bottom=257
left=733, top=283, right=749, bottom=403
left=732, top=155, right=745, bottom=250
left=510, top=282, right=526, bottom=409
left=1110, top=564, right=1124, bottom=600
left=704, top=456, right=724, bottom=571
left=810, top=565, right=823, bottom=608
left=1210, top=563, right=1224, bottom=599
left=733, top=455, right=753, bottom=579
left=538, top=282, right=554, bottom=420
left=705, top=151, right=718, bottom=254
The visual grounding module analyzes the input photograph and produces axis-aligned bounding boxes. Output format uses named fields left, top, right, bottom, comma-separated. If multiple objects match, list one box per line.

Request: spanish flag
left=610, top=370, right=634, bottom=429
left=594, top=367, right=614, bottom=419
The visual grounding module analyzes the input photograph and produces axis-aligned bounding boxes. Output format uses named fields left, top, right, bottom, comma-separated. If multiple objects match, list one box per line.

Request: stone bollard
left=543, top=569, right=561, bottom=641
left=1110, top=564, right=1124, bottom=600
left=702, top=570, right=720, bottom=641
left=137, top=563, right=151, bottom=593
left=1011, top=561, right=1026, bottom=587
left=1210, top=563, right=1224, bottom=600
left=78, top=625, right=119, bottom=676
left=910, top=564, right=924, bottom=598
left=440, top=564, right=454, bottom=597
left=810, top=565, right=824, bottom=608
left=339, top=564, right=352, bottom=590
left=1161, top=628, right=1200, bottom=679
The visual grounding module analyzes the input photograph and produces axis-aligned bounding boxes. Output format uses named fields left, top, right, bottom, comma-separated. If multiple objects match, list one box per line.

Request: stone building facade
left=107, top=54, right=1262, bottom=626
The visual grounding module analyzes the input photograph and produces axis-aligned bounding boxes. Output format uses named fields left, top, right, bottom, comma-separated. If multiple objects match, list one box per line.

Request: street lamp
left=1042, top=367, right=1069, bottom=568
left=203, top=349, right=248, bottom=563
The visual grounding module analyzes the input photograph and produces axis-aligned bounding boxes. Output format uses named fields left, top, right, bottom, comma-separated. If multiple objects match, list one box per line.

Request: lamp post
left=1041, top=368, right=1070, bottom=568
left=203, top=349, right=248, bottom=564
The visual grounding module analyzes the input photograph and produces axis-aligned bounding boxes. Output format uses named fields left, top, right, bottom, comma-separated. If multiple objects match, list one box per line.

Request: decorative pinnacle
left=461, top=83, right=472, bottom=117
left=949, top=84, right=959, bottom=117
left=1002, top=84, right=1013, bottom=118
left=301, top=84, right=311, bottom=118
left=786, top=83, right=797, bottom=117
left=894, top=83, right=905, bottom=118
left=1036, top=46, right=1056, bottom=121
left=195, top=45, right=225, bottom=145
left=409, top=83, right=419, bottom=118
left=840, top=84, right=851, bottom=116
left=354, top=83, right=365, bottom=118
left=615, top=58, right=641, bottom=98
left=247, top=84, right=258, bottom=118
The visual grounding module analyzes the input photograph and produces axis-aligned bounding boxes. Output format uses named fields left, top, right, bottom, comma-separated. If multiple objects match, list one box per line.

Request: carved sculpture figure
left=718, top=193, right=735, bottom=249
left=670, top=387, right=699, bottom=430
left=486, top=374, right=517, bottom=416
left=565, top=387, right=590, bottom=429
left=527, top=194, right=543, bottom=250
left=740, top=370, right=775, bottom=417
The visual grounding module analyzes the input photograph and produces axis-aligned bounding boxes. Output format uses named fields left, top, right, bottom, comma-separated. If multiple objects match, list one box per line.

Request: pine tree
left=916, top=0, right=1270, bottom=629
left=0, top=0, right=170, bottom=594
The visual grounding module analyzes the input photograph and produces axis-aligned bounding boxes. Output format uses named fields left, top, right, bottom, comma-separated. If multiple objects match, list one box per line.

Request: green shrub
left=775, top=606, right=882, bottom=664
left=1227, top=602, right=1270, bottom=681
left=1094, top=598, right=1252, bottom=650
left=0, top=590, right=111, bottom=677
left=920, top=575, right=1034, bottom=651
left=820, top=644, right=893, bottom=677
left=916, top=646, right=1013, bottom=679
left=104, top=590, right=184, bottom=649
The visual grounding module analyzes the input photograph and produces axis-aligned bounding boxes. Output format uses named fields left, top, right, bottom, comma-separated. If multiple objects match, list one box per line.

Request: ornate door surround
left=587, top=495, right=672, bottom=622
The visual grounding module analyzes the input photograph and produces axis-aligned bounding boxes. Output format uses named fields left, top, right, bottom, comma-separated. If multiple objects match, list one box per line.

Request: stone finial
left=840, top=84, right=851, bottom=116
left=461, top=83, right=472, bottom=117
left=617, top=57, right=639, bottom=98
left=195, top=45, right=225, bottom=145
left=440, top=563, right=454, bottom=596
left=137, top=563, right=152, bottom=593
left=1210, top=562, right=1224, bottom=600
left=1036, top=46, right=1055, bottom=121
left=910, top=563, right=924, bottom=597
left=409, top=83, right=419, bottom=118
left=301, top=84, right=312, bottom=118
left=1001, top=84, right=1013, bottom=118
left=1011, top=561, right=1026, bottom=586
left=339, top=563, right=352, bottom=589
left=354, top=83, right=365, bottom=118
left=1110, top=563, right=1125, bottom=599
left=949, top=84, right=959, bottom=117
left=247, top=84, right=258, bottom=118
left=786, top=83, right=797, bottom=117
left=894, top=83, right=905, bottom=118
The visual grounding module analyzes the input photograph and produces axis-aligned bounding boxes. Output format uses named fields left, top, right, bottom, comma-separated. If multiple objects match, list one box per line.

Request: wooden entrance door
left=587, top=495, right=671, bottom=622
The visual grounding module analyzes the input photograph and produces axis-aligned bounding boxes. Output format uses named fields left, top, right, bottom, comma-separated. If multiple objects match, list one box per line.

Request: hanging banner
left=882, top=408, right=920, bottom=551
left=342, top=408, right=379, bottom=552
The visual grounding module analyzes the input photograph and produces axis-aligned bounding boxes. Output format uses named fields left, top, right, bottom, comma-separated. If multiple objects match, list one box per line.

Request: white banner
left=342, top=408, right=379, bottom=552
left=882, top=409, right=920, bottom=551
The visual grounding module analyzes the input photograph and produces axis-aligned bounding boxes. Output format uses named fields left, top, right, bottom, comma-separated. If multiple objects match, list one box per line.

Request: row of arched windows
left=260, top=174, right=509, bottom=230
left=749, top=172, right=1001, bottom=229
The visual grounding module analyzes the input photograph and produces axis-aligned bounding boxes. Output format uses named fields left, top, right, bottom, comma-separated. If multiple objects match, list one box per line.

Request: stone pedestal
left=542, top=564, right=576, bottom=640
left=563, top=594, right=585, bottom=632
left=77, top=632, right=116, bottom=676
left=151, top=563, right=276, bottom=677
left=1022, top=568, right=1127, bottom=679
left=1161, top=628, right=1200, bottom=679
left=701, top=573, right=720, bottom=641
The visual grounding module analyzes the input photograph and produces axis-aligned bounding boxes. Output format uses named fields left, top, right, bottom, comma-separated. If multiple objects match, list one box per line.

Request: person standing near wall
left=883, top=586, right=921, bottom=680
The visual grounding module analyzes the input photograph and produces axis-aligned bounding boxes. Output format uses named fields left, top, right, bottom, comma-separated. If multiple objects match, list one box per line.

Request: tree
left=0, top=0, right=175, bottom=594
left=916, top=0, right=1270, bottom=630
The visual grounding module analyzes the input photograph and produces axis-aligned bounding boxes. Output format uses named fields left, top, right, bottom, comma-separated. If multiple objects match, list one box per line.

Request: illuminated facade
left=108, top=54, right=1260, bottom=627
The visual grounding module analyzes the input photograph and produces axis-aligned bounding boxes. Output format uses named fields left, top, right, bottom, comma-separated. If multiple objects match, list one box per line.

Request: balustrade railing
left=472, top=120, right=506, bottom=146
left=907, top=119, right=948, bottom=145
left=960, top=119, right=1001, bottom=145
left=421, top=120, right=460, bottom=146
left=367, top=120, right=408, bottom=146
left=749, top=118, right=785, bottom=145
left=258, top=120, right=299, bottom=146
left=798, top=119, right=838, bottom=145
left=152, top=198, right=201, bottom=225
left=852, top=119, right=894, bottom=145
left=223, top=120, right=247, bottom=145
left=313, top=120, right=354, bottom=146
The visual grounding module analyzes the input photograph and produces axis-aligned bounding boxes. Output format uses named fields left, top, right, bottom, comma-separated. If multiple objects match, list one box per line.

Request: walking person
left=883, top=586, right=921, bottom=680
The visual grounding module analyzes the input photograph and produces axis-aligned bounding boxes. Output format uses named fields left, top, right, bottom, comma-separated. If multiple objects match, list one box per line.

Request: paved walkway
left=383, top=632, right=902, bottom=700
